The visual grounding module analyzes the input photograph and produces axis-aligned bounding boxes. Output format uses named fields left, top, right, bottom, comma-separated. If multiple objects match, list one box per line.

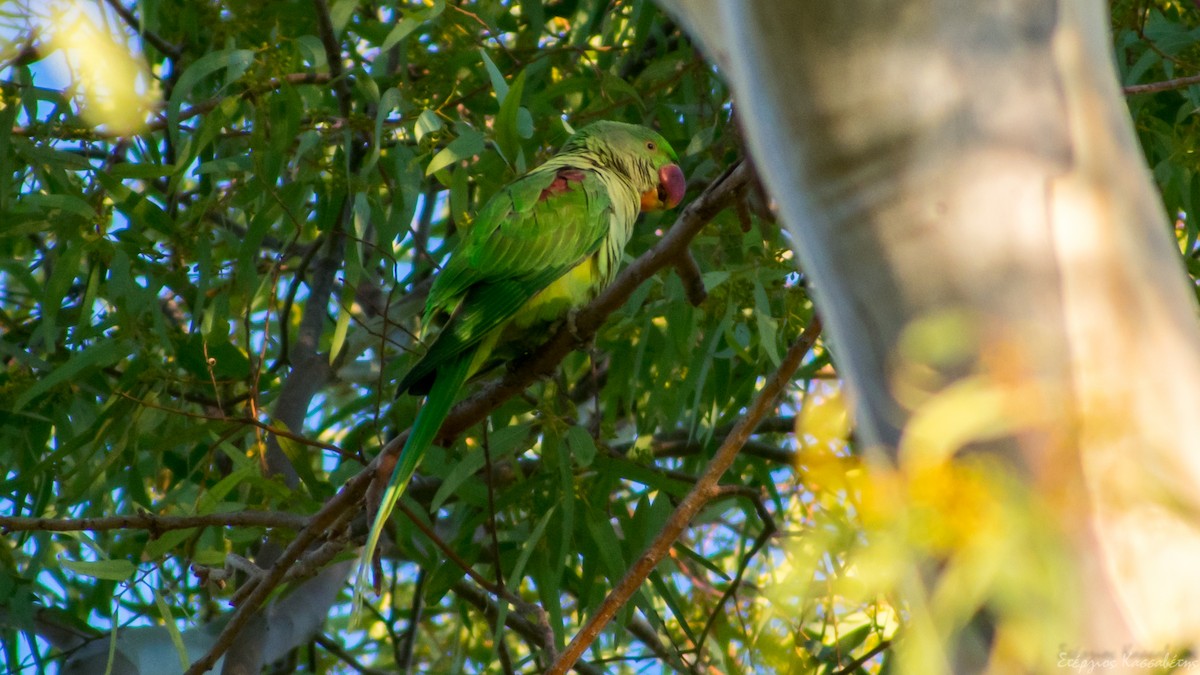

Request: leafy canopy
left=0, top=1, right=1196, bottom=673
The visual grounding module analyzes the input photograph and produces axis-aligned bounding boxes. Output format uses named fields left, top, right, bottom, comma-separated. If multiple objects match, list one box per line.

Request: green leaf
left=295, top=35, right=327, bottom=69
left=480, top=47, right=509, bottom=102
left=430, top=443, right=486, bottom=511
left=167, top=49, right=254, bottom=148
left=516, top=108, right=534, bottom=139
left=273, top=423, right=326, bottom=497
left=649, top=571, right=698, bottom=644
left=60, top=559, right=136, bottom=582
left=565, top=425, right=596, bottom=467
left=584, top=511, right=626, bottom=581
left=108, top=163, right=178, bottom=180
left=754, top=280, right=781, bottom=366
left=119, top=191, right=175, bottom=234
left=194, top=155, right=253, bottom=175
left=176, top=333, right=251, bottom=380
left=144, top=528, right=198, bottom=560
left=431, top=424, right=529, bottom=510
left=701, top=271, right=731, bottom=289
left=415, top=109, right=443, bottom=142
left=333, top=290, right=357, bottom=367
left=13, top=339, right=127, bottom=412
left=192, top=548, right=228, bottom=566
left=329, top=0, right=357, bottom=36
left=197, top=466, right=257, bottom=514
left=675, top=543, right=731, bottom=581
left=364, top=87, right=403, bottom=175
left=153, top=588, right=190, bottom=671
left=426, top=126, right=485, bottom=175
left=601, top=71, right=644, bottom=110
left=495, top=69, right=528, bottom=168
left=20, top=194, right=95, bottom=221
left=380, top=0, right=446, bottom=51
left=505, top=505, right=556, bottom=590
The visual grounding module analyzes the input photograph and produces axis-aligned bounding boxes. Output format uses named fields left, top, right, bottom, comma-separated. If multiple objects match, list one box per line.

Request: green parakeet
left=357, top=121, right=686, bottom=595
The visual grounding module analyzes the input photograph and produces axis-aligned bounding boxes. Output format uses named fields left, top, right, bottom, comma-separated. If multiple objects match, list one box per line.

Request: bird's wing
left=397, top=165, right=615, bottom=394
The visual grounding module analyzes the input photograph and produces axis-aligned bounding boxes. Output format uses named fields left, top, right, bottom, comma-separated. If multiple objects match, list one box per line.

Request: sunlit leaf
left=415, top=109, right=443, bottom=143
left=426, top=125, right=485, bottom=175
left=47, top=2, right=158, bottom=134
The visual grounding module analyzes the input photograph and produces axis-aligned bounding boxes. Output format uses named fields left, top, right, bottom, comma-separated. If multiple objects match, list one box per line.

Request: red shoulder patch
left=539, top=168, right=587, bottom=202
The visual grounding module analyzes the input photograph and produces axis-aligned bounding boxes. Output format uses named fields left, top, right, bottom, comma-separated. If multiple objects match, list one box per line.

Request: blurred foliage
left=0, top=0, right=1198, bottom=673
left=1116, top=0, right=1200, bottom=283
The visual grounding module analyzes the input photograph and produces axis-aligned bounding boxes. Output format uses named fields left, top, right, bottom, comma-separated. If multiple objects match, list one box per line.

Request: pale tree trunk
left=58, top=560, right=351, bottom=675
left=660, top=0, right=1200, bottom=667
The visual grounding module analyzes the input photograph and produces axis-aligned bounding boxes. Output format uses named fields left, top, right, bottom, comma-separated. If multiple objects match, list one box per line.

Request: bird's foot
left=566, top=309, right=591, bottom=347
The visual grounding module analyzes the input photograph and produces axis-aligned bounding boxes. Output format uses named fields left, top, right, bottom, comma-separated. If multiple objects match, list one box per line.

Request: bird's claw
left=566, top=309, right=591, bottom=347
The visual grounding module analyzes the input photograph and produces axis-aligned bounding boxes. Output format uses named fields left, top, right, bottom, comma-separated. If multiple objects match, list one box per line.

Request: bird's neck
left=542, top=153, right=650, bottom=195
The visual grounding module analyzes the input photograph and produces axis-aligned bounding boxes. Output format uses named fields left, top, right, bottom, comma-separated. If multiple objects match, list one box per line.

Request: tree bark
left=660, top=0, right=1200, bottom=664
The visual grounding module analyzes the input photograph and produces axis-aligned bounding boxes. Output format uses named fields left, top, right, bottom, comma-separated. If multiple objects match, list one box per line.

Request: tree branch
left=1123, top=73, right=1200, bottom=95
left=0, top=511, right=308, bottom=533
left=546, top=316, right=822, bottom=675
left=431, top=161, right=750, bottom=443
left=311, top=0, right=353, bottom=117
left=672, top=250, right=707, bottom=306
left=182, top=491, right=347, bottom=675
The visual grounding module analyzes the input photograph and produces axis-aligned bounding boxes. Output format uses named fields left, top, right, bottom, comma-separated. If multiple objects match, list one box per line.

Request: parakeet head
left=562, top=121, right=687, bottom=212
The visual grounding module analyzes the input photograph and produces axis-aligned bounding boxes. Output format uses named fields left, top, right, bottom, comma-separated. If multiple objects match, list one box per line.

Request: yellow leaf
left=796, top=386, right=851, bottom=451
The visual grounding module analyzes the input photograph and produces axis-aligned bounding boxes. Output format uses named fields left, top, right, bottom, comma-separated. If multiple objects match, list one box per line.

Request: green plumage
left=396, top=167, right=613, bottom=395
left=356, top=121, right=683, bottom=602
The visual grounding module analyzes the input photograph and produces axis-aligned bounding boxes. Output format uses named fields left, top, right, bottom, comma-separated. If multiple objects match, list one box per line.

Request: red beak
left=640, top=163, right=686, bottom=212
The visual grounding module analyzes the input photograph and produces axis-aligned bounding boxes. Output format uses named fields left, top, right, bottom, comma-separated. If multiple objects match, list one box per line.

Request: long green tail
left=354, top=351, right=474, bottom=611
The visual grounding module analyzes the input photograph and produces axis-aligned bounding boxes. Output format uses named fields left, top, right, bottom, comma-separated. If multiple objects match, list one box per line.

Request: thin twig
left=446, top=3, right=519, bottom=64
left=397, top=568, right=425, bottom=673
left=452, top=580, right=605, bottom=675
left=693, top=486, right=777, bottom=654
left=314, top=633, right=391, bottom=675
left=623, top=616, right=697, bottom=675
left=393, top=500, right=523, bottom=610
left=1123, top=73, right=1200, bottom=95
left=0, top=511, right=308, bottom=533
left=546, top=316, right=823, bottom=675
left=113, top=391, right=356, bottom=461
left=99, top=0, right=182, bottom=59
left=481, top=425, right=507, bottom=595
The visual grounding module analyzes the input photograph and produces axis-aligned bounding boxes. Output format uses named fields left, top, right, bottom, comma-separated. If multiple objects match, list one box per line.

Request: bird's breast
left=514, top=256, right=601, bottom=330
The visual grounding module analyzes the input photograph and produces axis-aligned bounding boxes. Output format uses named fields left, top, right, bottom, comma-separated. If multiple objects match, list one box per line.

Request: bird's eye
left=646, top=141, right=656, bottom=151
